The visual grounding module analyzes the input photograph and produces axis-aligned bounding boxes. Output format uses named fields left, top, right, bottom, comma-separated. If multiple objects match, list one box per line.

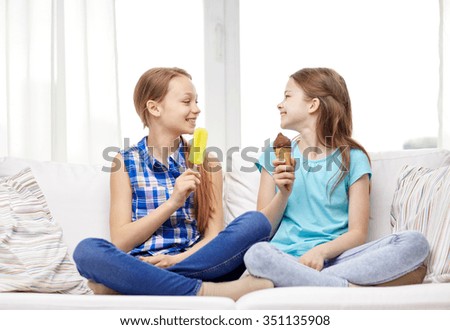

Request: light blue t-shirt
left=257, top=141, right=372, bottom=258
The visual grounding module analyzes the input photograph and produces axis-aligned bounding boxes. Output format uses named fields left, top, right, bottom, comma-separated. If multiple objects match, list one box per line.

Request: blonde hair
left=133, top=67, right=191, bottom=128
left=182, top=139, right=215, bottom=235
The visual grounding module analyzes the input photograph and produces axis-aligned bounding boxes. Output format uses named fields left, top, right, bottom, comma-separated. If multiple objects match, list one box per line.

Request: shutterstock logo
left=101, top=137, right=347, bottom=173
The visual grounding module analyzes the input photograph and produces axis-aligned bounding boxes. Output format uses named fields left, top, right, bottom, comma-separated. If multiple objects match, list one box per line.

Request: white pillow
left=368, top=148, right=450, bottom=241
left=391, top=165, right=450, bottom=283
left=0, top=156, right=110, bottom=254
left=223, top=151, right=261, bottom=224
left=0, top=168, right=92, bottom=294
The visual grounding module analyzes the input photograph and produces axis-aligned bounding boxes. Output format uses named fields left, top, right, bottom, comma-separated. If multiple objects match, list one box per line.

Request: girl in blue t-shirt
left=73, top=67, right=273, bottom=299
left=243, top=68, right=430, bottom=287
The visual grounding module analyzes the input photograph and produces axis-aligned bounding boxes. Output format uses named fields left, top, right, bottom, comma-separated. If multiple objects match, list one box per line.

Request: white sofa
left=0, top=148, right=449, bottom=309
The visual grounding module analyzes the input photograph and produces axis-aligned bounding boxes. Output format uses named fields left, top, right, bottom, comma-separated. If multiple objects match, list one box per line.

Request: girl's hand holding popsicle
left=168, top=128, right=208, bottom=208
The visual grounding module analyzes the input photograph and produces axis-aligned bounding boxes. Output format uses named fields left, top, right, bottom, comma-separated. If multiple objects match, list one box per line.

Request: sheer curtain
left=441, top=0, right=450, bottom=149
left=0, top=0, right=120, bottom=165
left=1, top=0, right=449, bottom=164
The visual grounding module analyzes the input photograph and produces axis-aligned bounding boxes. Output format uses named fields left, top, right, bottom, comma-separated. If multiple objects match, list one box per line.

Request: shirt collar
left=138, top=136, right=187, bottom=172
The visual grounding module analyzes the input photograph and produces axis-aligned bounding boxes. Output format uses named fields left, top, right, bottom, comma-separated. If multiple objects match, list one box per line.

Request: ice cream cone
left=275, top=147, right=292, bottom=165
left=273, top=132, right=292, bottom=166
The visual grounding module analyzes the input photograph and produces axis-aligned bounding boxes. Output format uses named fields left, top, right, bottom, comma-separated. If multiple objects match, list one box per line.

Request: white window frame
left=203, top=0, right=241, bottom=159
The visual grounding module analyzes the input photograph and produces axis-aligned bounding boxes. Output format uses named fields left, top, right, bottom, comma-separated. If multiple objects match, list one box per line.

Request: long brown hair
left=183, top=140, right=215, bottom=235
left=290, top=68, right=371, bottom=194
left=133, top=67, right=214, bottom=234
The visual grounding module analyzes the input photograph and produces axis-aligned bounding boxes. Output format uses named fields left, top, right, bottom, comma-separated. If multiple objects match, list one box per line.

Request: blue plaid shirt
left=120, top=136, right=200, bottom=256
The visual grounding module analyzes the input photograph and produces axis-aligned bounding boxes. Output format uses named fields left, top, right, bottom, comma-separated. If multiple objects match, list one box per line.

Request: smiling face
left=153, top=75, right=201, bottom=136
left=277, top=77, right=315, bottom=131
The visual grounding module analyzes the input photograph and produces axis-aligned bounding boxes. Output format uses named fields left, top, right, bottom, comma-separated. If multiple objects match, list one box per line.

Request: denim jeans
left=244, top=231, right=430, bottom=287
left=73, top=211, right=271, bottom=295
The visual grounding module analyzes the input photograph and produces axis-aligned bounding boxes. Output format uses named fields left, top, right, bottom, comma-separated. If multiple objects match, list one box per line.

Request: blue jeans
left=244, top=231, right=430, bottom=287
left=73, top=211, right=271, bottom=295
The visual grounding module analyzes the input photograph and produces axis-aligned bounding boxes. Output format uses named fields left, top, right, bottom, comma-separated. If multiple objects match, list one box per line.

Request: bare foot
left=88, top=280, right=119, bottom=295
left=348, top=283, right=361, bottom=287
left=198, top=275, right=274, bottom=301
left=348, top=265, right=427, bottom=288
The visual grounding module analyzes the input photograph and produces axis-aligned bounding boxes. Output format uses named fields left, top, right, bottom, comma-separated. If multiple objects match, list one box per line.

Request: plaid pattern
left=121, top=136, right=200, bottom=256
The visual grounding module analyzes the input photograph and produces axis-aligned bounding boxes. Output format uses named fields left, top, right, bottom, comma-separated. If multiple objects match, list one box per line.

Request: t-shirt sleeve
left=255, top=144, right=276, bottom=175
left=348, top=149, right=372, bottom=186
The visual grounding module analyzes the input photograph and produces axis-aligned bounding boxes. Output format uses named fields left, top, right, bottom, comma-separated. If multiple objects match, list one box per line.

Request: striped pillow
left=391, top=165, right=450, bottom=283
left=0, top=167, right=92, bottom=294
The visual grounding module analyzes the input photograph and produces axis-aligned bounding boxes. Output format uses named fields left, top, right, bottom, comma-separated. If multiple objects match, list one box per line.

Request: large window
left=2, top=0, right=446, bottom=165
left=115, top=0, right=205, bottom=146
left=240, top=0, right=439, bottom=151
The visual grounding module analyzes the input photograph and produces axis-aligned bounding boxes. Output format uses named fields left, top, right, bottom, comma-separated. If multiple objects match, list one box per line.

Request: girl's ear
left=308, top=97, right=320, bottom=114
left=146, top=100, right=161, bottom=117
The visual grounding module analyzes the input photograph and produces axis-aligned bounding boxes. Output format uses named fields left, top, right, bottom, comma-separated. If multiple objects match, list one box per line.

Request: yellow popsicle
left=190, top=128, right=208, bottom=165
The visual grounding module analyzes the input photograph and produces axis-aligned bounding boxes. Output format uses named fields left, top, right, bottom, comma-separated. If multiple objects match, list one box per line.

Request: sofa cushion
left=0, top=157, right=110, bottom=254
left=368, top=149, right=450, bottom=241
left=391, top=165, right=450, bottom=283
left=235, top=284, right=450, bottom=309
left=223, top=151, right=261, bottom=225
left=0, top=292, right=236, bottom=310
left=0, top=168, right=92, bottom=294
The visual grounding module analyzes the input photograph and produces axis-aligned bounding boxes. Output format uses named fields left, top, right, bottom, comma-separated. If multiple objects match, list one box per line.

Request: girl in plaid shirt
left=74, top=67, right=273, bottom=299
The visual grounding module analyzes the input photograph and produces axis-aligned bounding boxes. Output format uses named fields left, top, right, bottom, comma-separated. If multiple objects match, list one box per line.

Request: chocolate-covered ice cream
left=273, top=133, right=292, bottom=165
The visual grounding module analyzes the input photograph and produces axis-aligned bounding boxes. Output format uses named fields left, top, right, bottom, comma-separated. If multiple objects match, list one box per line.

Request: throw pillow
left=0, top=167, right=92, bottom=294
left=390, top=165, right=450, bottom=283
